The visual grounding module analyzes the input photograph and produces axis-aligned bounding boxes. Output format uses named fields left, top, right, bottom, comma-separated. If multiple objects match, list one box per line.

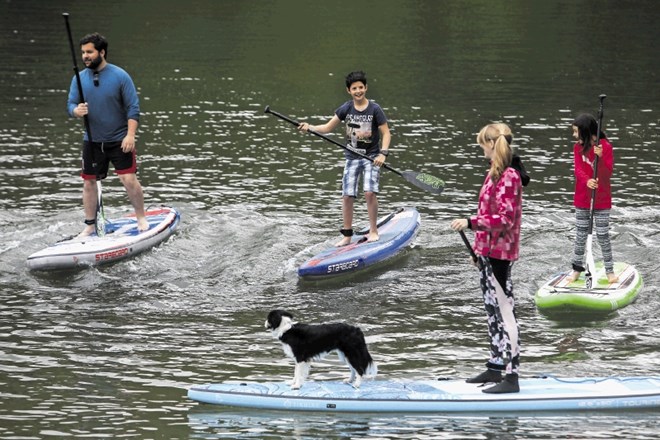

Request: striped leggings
left=572, top=208, right=614, bottom=274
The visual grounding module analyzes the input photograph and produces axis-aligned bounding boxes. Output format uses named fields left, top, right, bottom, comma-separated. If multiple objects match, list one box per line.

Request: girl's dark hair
left=573, top=113, right=607, bottom=154
left=80, top=33, right=108, bottom=58
left=345, top=71, right=367, bottom=88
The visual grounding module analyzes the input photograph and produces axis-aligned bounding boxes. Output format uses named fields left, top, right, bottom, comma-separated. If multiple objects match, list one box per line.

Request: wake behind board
left=27, top=206, right=180, bottom=271
left=298, top=207, right=420, bottom=279
left=535, top=262, right=643, bottom=312
left=188, top=376, right=660, bottom=413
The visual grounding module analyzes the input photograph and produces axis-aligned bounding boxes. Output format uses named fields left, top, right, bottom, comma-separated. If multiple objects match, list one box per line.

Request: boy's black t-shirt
left=335, top=100, right=388, bottom=159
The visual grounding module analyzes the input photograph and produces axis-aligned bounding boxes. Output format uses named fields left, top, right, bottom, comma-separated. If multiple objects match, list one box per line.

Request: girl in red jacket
left=450, top=123, right=524, bottom=394
left=566, top=114, right=618, bottom=284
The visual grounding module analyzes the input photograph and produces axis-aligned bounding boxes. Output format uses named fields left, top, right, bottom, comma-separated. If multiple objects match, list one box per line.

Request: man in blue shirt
left=67, top=32, right=147, bottom=236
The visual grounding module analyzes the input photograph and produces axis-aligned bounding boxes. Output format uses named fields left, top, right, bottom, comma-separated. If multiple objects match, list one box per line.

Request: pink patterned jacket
left=469, top=167, right=523, bottom=261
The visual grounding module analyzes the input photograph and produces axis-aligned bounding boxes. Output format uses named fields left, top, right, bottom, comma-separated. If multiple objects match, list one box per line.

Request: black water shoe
left=482, top=374, right=519, bottom=393
left=465, top=369, right=502, bottom=384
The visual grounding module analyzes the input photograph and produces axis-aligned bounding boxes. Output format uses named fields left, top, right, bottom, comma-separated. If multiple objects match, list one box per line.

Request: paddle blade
left=96, top=209, right=106, bottom=237
left=584, top=234, right=595, bottom=288
left=96, top=180, right=106, bottom=237
left=400, top=171, right=445, bottom=195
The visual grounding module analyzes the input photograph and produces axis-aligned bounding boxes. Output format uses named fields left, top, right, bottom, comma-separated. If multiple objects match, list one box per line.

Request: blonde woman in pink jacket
left=451, top=123, right=525, bottom=394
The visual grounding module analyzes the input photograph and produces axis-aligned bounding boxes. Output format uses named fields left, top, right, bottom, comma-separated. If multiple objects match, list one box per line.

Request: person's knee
left=119, top=173, right=139, bottom=187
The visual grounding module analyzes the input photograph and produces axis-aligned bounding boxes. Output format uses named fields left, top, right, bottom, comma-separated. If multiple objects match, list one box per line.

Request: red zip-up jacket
left=470, top=167, right=523, bottom=261
left=573, top=138, right=613, bottom=210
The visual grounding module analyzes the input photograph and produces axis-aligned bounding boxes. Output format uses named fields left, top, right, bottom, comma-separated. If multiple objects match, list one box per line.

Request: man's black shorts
left=81, top=140, right=137, bottom=180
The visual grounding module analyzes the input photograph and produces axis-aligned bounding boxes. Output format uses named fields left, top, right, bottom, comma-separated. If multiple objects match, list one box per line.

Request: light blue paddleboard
left=188, top=376, right=660, bottom=413
left=298, top=207, right=420, bottom=278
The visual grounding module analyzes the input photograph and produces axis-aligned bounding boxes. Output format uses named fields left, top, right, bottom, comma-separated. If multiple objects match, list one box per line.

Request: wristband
left=380, top=149, right=389, bottom=157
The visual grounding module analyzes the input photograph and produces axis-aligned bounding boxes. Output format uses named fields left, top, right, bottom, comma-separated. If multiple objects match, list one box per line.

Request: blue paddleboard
left=298, top=207, right=420, bottom=278
left=188, top=376, right=660, bottom=413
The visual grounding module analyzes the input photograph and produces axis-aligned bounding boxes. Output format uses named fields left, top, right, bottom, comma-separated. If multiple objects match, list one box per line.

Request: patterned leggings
left=572, top=208, right=614, bottom=274
left=478, top=256, right=520, bottom=375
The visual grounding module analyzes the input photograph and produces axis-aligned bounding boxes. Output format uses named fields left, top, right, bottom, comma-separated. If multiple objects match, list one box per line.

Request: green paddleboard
left=535, top=262, right=643, bottom=312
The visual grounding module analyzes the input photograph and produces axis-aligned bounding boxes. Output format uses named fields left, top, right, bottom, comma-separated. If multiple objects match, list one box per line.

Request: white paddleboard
left=27, top=206, right=180, bottom=270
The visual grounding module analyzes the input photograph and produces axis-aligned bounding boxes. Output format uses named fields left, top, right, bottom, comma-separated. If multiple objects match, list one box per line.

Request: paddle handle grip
left=264, top=105, right=402, bottom=176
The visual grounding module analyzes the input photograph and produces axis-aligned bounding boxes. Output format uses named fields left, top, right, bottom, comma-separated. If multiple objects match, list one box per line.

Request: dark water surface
left=1, top=0, right=659, bottom=438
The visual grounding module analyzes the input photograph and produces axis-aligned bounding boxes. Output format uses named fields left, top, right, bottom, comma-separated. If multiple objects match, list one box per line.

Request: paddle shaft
left=584, top=94, right=606, bottom=286
left=264, top=106, right=403, bottom=177
left=63, top=13, right=93, bottom=142
left=586, top=94, right=607, bottom=236
left=458, top=229, right=483, bottom=271
left=459, top=230, right=478, bottom=263
left=64, top=13, right=105, bottom=236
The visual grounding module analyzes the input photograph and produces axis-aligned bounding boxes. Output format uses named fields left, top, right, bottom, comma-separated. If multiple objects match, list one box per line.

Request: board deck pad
left=188, top=376, right=660, bottom=412
left=535, top=262, right=643, bottom=312
left=27, top=206, right=180, bottom=270
left=298, top=207, right=420, bottom=278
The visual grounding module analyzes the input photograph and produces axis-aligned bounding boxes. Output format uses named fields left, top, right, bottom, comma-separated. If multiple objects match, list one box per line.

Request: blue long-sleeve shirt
left=67, top=63, right=140, bottom=142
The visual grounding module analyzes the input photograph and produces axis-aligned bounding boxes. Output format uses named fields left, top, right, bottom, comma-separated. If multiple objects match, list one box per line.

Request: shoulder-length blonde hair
left=477, top=123, right=513, bottom=182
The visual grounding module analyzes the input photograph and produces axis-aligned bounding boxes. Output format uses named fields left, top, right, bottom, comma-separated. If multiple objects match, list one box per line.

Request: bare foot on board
left=565, top=271, right=581, bottom=283
left=607, top=273, right=619, bottom=284
left=366, top=232, right=379, bottom=243
left=335, top=236, right=352, bottom=247
left=76, top=224, right=96, bottom=238
left=137, top=217, right=150, bottom=232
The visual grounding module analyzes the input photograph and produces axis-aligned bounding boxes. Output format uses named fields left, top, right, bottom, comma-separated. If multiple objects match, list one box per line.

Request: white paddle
left=584, top=94, right=607, bottom=288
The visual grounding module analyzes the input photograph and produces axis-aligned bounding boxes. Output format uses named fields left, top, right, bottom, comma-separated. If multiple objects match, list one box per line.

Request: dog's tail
left=361, top=348, right=377, bottom=378
left=365, top=359, right=378, bottom=379
left=345, top=347, right=377, bottom=379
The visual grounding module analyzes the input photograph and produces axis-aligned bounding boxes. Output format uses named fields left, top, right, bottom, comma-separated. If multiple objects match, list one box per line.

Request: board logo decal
left=95, top=247, right=129, bottom=261
left=327, top=259, right=360, bottom=274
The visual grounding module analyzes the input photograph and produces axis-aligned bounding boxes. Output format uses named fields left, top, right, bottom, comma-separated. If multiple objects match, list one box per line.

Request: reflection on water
left=188, top=409, right=660, bottom=440
left=1, top=0, right=659, bottom=438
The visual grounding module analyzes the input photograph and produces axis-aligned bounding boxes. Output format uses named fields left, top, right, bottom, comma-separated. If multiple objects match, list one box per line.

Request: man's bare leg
left=78, top=179, right=98, bottom=237
left=119, top=173, right=149, bottom=232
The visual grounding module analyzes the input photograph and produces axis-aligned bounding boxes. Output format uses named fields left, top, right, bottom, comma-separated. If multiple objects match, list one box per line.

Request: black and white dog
left=265, top=310, right=377, bottom=390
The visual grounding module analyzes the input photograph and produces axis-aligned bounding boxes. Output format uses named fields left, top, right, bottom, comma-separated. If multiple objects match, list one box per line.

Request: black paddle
left=458, top=230, right=482, bottom=270
left=264, top=106, right=445, bottom=195
left=584, top=94, right=607, bottom=289
left=63, top=13, right=106, bottom=237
